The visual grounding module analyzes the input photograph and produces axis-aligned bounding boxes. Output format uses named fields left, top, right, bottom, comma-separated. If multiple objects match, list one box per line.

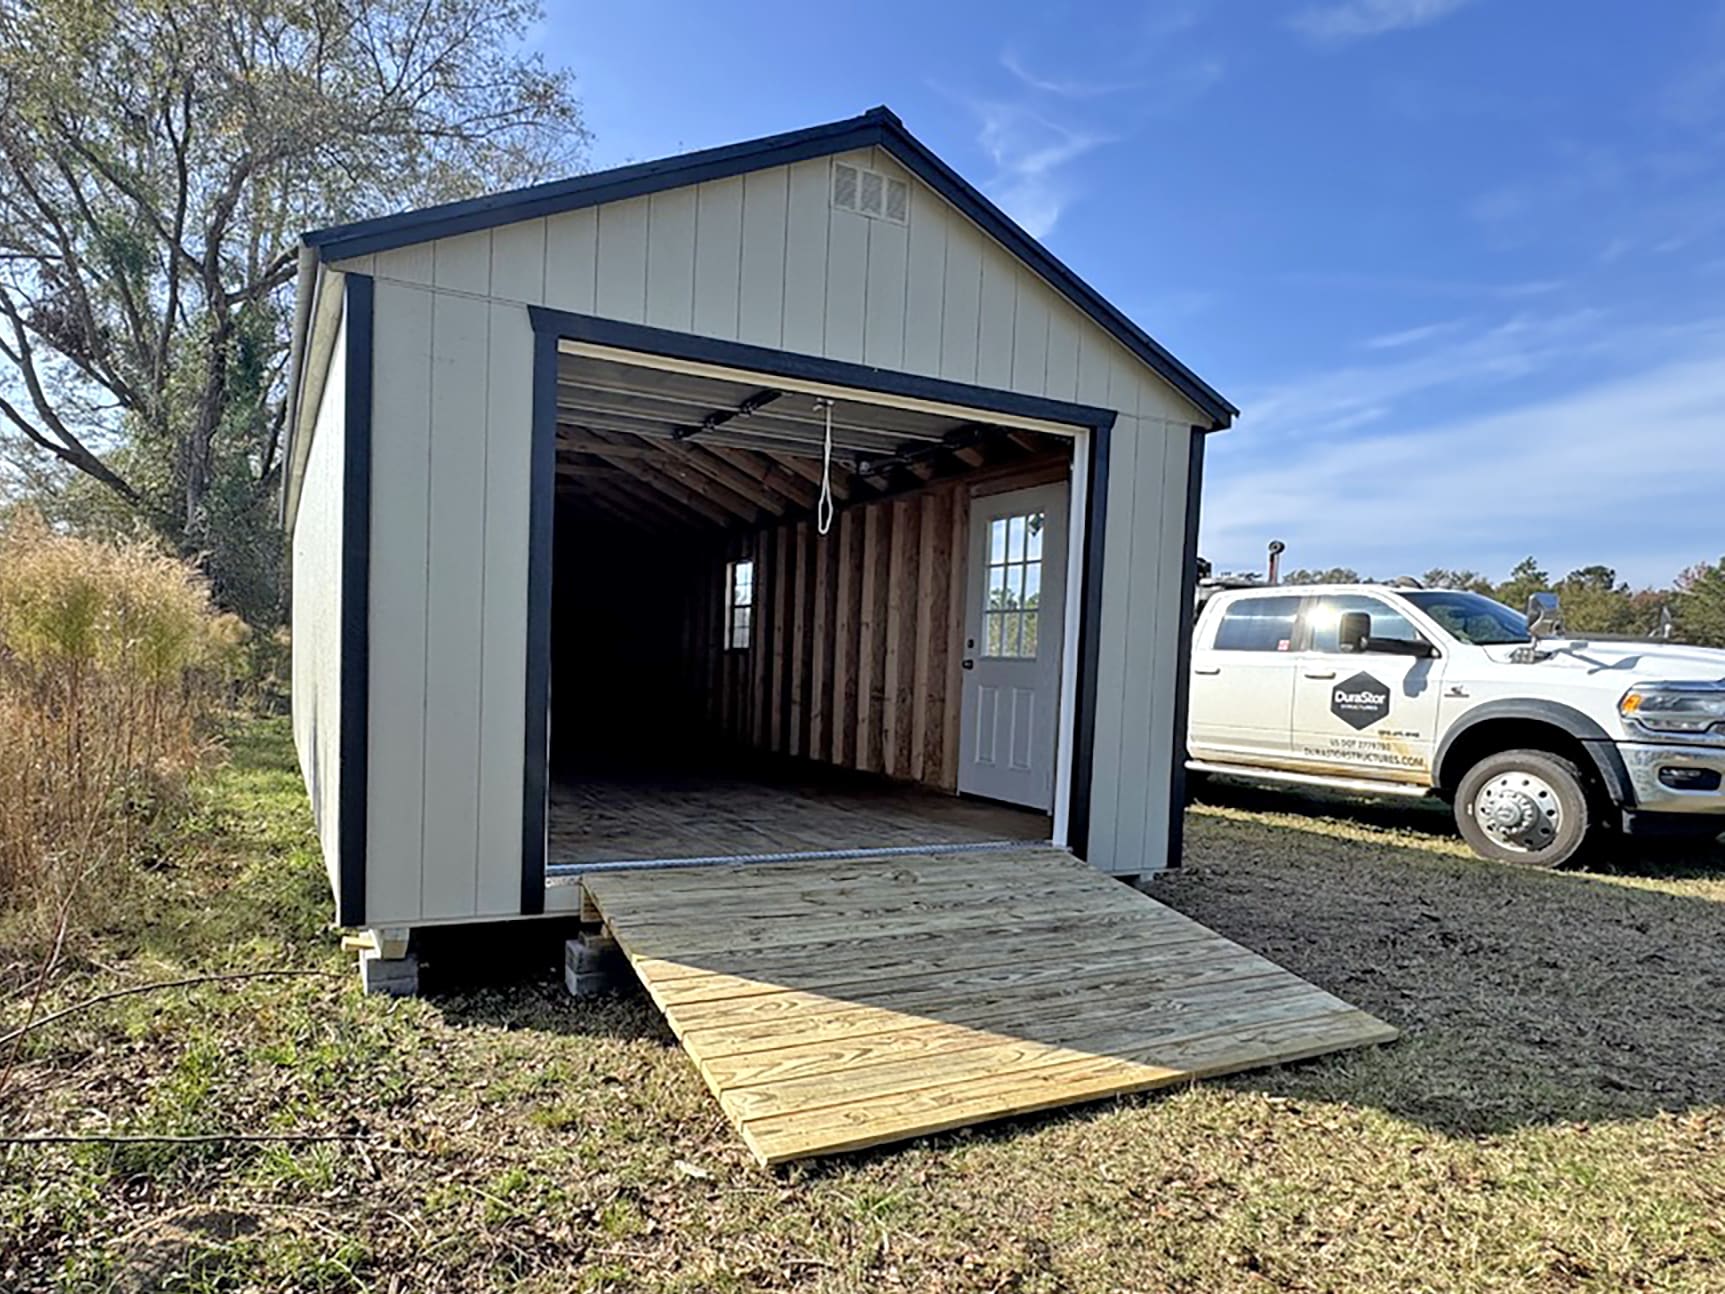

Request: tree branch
left=0, top=286, right=142, bottom=504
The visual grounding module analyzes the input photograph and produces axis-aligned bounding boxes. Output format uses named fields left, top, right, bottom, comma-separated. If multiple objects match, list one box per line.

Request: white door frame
left=1049, top=427, right=1088, bottom=850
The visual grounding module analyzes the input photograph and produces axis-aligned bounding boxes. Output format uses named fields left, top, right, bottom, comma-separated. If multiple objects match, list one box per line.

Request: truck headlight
left=1619, top=683, right=1725, bottom=736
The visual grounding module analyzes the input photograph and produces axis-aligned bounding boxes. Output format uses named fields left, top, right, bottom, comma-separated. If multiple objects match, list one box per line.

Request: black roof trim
left=303, top=106, right=1237, bottom=427
left=532, top=307, right=1120, bottom=432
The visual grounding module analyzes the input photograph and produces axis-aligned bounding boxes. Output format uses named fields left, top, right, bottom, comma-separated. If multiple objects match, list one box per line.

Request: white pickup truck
left=1187, top=582, right=1725, bottom=866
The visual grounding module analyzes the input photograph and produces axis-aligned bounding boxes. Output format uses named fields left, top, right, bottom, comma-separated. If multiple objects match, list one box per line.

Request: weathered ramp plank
left=581, top=849, right=1396, bottom=1165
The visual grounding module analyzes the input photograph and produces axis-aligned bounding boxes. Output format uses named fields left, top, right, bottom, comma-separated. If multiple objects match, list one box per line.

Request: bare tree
left=0, top=0, right=586, bottom=618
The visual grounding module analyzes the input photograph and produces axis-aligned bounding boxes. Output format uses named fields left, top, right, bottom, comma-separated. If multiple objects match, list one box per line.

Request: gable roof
left=301, top=107, right=1236, bottom=428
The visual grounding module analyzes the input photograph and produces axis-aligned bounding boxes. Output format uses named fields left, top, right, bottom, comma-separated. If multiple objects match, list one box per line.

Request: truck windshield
left=1402, top=591, right=1530, bottom=645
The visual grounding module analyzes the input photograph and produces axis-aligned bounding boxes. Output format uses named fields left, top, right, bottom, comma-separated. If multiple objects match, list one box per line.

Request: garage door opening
left=543, top=344, right=1086, bottom=871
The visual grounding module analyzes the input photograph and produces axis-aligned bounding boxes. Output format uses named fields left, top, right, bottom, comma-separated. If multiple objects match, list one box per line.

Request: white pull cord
left=815, top=398, right=836, bottom=536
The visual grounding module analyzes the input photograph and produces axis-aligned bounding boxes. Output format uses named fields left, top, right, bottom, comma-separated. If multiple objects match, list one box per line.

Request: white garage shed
left=283, top=106, right=1236, bottom=947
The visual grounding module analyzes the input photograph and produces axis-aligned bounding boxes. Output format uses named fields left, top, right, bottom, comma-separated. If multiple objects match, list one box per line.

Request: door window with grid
left=725, top=559, right=753, bottom=650
left=983, top=511, right=1045, bottom=658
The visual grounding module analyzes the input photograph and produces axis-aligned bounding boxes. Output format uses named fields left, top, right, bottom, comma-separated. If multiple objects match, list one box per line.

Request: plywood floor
left=548, top=765, right=1049, bottom=866
left=581, top=849, right=1398, bottom=1165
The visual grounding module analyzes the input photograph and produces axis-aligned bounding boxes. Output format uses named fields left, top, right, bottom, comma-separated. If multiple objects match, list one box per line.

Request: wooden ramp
left=581, top=849, right=1396, bottom=1165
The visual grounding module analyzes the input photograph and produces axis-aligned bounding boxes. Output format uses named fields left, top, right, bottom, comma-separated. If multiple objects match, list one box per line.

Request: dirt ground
left=2, top=722, right=1722, bottom=1292
left=1167, top=778, right=1725, bottom=1135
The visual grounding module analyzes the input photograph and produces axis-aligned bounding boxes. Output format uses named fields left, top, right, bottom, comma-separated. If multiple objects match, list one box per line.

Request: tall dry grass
left=0, top=512, right=244, bottom=959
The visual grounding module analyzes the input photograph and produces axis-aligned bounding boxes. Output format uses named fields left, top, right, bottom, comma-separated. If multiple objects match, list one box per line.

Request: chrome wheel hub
left=1474, top=772, right=1562, bottom=852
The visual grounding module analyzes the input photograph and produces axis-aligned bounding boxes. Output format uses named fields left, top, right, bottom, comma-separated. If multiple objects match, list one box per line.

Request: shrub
left=0, top=512, right=244, bottom=959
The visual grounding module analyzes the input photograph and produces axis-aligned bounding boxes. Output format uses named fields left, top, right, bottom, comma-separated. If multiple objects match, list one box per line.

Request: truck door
left=1290, top=594, right=1445, bottom=783
left=1188, top=593, right=1303, bottom=767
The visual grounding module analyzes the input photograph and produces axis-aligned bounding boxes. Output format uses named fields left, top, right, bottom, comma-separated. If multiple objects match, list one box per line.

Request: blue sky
left=546, top=0, right=1725, bottom=587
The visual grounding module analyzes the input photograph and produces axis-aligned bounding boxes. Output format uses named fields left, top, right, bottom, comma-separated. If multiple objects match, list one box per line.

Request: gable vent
left=833, top=163, right=859, bottom=212
left=885, top=176, right=909, bottom=223
left=832, top=161, right=909, bottom=226
left=859, top=168, right=884, bottom=216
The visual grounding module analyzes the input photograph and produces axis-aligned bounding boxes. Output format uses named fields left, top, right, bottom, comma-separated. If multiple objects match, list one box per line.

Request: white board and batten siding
left=290, top=310, right=348, bottom=899
left=359, top=270, right=534, bottom=926
left=329, top=146, right=1205, bottom=925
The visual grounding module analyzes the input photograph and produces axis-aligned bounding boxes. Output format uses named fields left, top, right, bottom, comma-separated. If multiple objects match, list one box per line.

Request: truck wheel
left=1454, top=749, right=1593, bottom=868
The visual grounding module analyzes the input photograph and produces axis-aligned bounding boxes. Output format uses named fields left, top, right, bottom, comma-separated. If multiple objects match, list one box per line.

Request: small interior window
left=726, top=559, right=754, bottom=651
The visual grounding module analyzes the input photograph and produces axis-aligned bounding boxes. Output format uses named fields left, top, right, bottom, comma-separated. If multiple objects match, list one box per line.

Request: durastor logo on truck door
left=1332, top=672, right=1391, bottom=730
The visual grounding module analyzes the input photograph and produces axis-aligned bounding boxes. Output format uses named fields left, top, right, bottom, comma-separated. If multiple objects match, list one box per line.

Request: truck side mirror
left=1525, top=592, right=1564, bottom=641
left=1338, top=610, right=1372, bottom=653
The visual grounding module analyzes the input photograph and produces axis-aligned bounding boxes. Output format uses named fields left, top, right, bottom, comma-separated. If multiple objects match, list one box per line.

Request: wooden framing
left=910, top=489, right=951, bottom=785
left=882, top=498, right=919, bottom=778
left=664, top=457, right=1061, bottom=798
left=856, top=503, right=891, bottom=774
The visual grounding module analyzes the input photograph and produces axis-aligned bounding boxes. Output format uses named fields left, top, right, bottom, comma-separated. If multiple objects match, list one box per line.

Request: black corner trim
left=530, top=308, right=1119, bottom=431
left=302, top=108, right=1234, bottom=427
left=337, top=273, right=374, bottom=929
left=1163, top=428, right=1208, bottom=871
left=1433, top=698, right=1636, bottom=808
left=1065, top=422, right=1112, bottom=859
left=519, top=328, right=560, bottom=915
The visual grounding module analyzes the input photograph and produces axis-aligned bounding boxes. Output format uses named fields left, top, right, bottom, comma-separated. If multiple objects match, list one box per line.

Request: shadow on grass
left=1157, top=800, right=1725, bottom=1136
left=414, top=920, right=672, bottom=1047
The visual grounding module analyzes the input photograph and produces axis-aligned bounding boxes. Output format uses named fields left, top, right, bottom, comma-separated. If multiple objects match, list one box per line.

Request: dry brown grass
left=0, top=512, right=242, bottom=961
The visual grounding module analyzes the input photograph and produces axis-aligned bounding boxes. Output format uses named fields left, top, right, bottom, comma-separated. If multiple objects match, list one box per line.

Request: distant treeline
left=1228, top=556, right=1725, bottom=648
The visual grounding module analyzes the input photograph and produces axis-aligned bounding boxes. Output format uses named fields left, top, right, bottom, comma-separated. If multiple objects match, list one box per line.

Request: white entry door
left=959, top=481, right=1069, bottom=809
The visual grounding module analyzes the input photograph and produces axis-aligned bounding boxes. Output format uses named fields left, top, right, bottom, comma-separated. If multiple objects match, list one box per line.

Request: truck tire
left=1453, top=749, right=1593, bottom=868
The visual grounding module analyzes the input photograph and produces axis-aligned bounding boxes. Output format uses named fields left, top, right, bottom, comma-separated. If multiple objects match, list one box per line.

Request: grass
left=0, top=513, right=242, bottom=960
left=2, top=718, right=1723, bottom=1291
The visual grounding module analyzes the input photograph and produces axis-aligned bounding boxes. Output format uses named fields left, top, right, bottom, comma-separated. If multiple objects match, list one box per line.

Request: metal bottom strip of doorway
left=543, top=837, right=1047, bottom=880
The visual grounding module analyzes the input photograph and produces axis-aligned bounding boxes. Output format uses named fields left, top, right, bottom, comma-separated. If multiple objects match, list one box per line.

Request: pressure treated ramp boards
left=580, top=850, right=1397, bottom=1165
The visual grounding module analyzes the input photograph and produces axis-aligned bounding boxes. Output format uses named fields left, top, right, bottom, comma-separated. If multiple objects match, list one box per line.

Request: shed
left=283, top=106, right=1237, bottom=946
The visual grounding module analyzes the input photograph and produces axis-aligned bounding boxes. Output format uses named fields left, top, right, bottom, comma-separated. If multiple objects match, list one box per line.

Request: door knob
left=962, top=658, right=975, bottom=670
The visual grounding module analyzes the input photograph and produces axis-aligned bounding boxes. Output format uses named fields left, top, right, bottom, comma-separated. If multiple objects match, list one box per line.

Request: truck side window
left=1213, top=596, right=1303, bottom=652
left=1307, top=595, right=1418, bottom=653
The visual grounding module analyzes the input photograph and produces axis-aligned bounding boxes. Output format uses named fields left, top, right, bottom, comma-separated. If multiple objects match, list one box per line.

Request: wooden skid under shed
left=581, top=850, right=1397, bottom=1165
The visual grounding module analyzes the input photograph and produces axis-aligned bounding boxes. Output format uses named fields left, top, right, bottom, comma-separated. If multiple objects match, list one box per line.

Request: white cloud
left=1467, top=186, right=1532, bottom=226
left=1597, top=236, right=1635, bottom=265
left=1464, top=143, right=1628, bottom=246
left=946, top=32, right=1224, bottom=239
left=1201, top=323, right=1725, bottom=586
left=965, top=101, right=1109, bottom=238
left=1243, top=310, right=1610, bottom=444
left=1291, top=0, right=1476, bottom=44
left=1279, top=270, right=1565, bottom=301
left=999, top=51, right=1145, bottom=100
left=1363, top=319, right=1464, bottom=349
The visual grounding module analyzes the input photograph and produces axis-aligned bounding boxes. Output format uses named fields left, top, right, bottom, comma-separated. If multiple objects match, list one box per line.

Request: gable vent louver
left=885, top=177, right=909, bottom=223
left=832, top=163, right=859, bottom=213
left=832, top=162, right=908, bottom=226
left=859, top=169, right=884, bottom=216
